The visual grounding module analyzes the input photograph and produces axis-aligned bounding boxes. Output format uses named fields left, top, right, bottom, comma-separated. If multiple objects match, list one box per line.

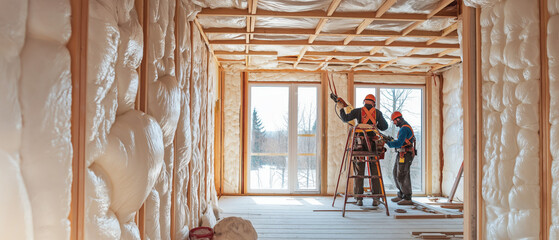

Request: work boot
left=391, top=197, right=402, bottom=202
left=356, top=200, right=363, bottom=206
left=372, top=198, right=380, bottom=207
left=397, top=199, right=413, bottom=205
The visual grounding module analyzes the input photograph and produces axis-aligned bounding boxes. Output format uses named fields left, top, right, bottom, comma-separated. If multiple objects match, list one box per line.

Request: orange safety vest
left=399, top=124, right=416, bottom=157
left=361, top=107, right=377, bottom=125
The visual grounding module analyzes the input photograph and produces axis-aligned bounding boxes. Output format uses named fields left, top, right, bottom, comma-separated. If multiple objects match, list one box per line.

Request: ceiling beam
left=430, top=58, right=461, bottom=71
left=343, top=0, right=397, bottom=45
left=385, top=0, right=456, bottom=45
left=203, top=27, right=459, bottom=39
left=210, top=39, right=460, bottom=49
left=437, top=48, right=458, bottom=57
left=198, top=8, right=457, bottom=21
left=426, top=22, right=458, bottom=45
left=213, top=50, right=462, bottom=60
left=297, top=0, right=342, bottom=67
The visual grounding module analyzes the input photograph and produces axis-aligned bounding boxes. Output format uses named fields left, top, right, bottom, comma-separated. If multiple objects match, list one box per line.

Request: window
left=248, top=84, right=320, bottom=193
left=355, top=86, right=425, bottom=193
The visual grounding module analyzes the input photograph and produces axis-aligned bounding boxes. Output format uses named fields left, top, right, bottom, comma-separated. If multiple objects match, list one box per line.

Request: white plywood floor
left=218, top=196, right=464, bottom=240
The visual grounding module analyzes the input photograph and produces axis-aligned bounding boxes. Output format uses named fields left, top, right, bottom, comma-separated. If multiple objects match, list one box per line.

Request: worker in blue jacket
left=386, top=111, right=416, bottom=205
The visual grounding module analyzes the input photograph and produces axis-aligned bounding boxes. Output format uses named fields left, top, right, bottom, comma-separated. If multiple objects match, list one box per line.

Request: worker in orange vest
left=386, top=111, right=416, bottom=205
left=338, top=94, right=388, bottom=206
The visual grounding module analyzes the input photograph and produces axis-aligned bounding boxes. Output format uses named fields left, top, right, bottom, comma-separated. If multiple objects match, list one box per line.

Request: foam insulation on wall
left=19, top=0, right=73, bottom=239
left=223, top=71, right=242, bottom=193
left=327, top=73, right=350, bottom=194
left=480, top=0, right=541, bottom=238
left=85, top=0, right=165, bottom=239
left=144, top=0, right=181, bottom=238
left=441, top=65, right=463, bottom=201
left=0, top=1, right=34, bottom=239
left=548, top=0, right=559, bottom=238
left=174, top=2, right=193, bottom=238
left=353, top=74, right=426, bottom=84
left=429, top=75, right=442, bottom=194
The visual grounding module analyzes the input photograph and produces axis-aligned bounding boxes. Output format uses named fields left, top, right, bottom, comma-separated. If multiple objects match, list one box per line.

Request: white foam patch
left=480, top=0, right=541, bottom=238
left=441, top=65, right=464, bottom=200
left=20, top=0, right=73, bottom=238
left=327, top=73, right=349, bottom=194
left=223, top=71, right=242, bottom=193
left=0, top=5, right=29, bottom=239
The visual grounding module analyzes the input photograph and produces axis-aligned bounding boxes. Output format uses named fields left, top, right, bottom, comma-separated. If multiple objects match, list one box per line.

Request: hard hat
left=364, top=94, right=376, bottom=102
left=391, top=111, right=402, bottom=121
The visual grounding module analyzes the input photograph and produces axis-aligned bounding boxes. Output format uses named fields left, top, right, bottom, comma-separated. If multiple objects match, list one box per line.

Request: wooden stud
left=137, top=2, right=149, bottom=237
left=539, top=0, right=551, bottom=238
left=461, top=4, right=478, bottom=240
left=241, top=72, right=249, bottom=193
left=438, top=74, right=445, bottom=196
left=198, top=8, right=457, bottom=21
left=171, top=1, right=179, bottom=238
left=426, top=74, right=433, bottom=195
left=475, top=9, right=484, bottom=239
left=320, top=72, right=329, bottom=195
left=69, top=0, right=88, bottom=239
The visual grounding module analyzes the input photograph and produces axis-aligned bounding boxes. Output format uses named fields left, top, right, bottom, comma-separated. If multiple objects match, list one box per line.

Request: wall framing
left=69, top=0, right=88, bottom=239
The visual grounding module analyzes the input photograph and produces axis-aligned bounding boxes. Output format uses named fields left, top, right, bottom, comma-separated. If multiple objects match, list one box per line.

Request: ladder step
left=351, top=159, right=379, bottom=163
left=351, top=151, right=377, bottom=156
left=339, top=193, right=386, bottom=198
left=350, top=175, right=381, bottom=179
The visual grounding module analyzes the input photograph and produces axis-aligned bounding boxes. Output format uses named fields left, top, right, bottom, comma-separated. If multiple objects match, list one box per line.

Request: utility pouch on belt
left=399, top=152, right=405, bottom=163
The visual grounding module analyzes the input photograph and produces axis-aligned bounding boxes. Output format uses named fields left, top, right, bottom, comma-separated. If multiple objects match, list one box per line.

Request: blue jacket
left=387, top=120, right=414, bottom=148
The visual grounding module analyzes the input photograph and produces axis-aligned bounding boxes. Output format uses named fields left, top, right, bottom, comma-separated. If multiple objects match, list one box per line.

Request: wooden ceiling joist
left=203, top=27, right=459, bottom=39
left=297, top=0, right=342, bottom=67
left=426, top=22, right=458, bottom=45
left=210, top=39, right=460, bottom=49
left=431, top=58, right=461, bottom=71
left=343, top=0, right=397, bottom=45
left=198, top=8, right=457, bottom=21
left=213, top=50, right=461, bottom=60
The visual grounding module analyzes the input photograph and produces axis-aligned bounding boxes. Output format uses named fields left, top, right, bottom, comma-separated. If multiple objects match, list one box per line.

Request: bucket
left=189, top=226, right=214, bottom=240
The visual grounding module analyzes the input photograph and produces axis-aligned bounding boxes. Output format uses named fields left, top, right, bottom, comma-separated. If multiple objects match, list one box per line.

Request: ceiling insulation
left=194, top=0, right=462, bottom=73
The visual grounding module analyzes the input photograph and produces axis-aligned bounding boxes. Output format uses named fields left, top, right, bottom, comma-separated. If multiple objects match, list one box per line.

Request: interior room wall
left=441, top=65, right=464, bottom=200
left=0, top=0, right=73, bottom=239
left=477, top=0, right=542, bottom=238
left=222, top=71, right=242, bottom=193
left=0, top=0, right=217, bottom=238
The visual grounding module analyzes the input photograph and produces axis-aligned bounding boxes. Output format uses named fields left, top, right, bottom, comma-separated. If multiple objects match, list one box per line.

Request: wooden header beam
left=198, top=8, right=457, bottom=21
left=213, top=50, right=461, bottom=60
left=210, top=39, right=460, bottom=49
left=203, top=27, right=459, bottom=39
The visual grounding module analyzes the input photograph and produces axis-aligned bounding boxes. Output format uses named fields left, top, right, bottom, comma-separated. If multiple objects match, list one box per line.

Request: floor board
left=218, top=196, right=464, bottom=239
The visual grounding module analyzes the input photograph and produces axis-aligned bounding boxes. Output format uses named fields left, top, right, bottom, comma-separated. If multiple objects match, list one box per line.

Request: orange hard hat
left=391, top=111, right=402, bottom=121
left=364, top=94, right=376, bottom=102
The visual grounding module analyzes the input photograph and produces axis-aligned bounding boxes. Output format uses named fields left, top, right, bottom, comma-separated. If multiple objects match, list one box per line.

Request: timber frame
left=195, top=0, right=462, bottom=72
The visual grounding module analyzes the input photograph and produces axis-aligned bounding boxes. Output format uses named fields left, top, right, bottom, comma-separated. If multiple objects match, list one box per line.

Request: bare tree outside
left=379, top=88, right=422, bottom=192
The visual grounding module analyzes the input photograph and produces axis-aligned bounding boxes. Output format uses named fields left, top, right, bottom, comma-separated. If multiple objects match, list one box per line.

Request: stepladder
left=332, top=124, right=390, bottom=216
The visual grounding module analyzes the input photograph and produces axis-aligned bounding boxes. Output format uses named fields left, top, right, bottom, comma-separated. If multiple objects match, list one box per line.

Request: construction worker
left=386, top=111, right=416, bottom=205
left=338, top=94, right=388, bottom=206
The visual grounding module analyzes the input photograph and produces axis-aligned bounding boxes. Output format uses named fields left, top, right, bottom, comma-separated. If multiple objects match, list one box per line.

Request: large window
left=248, top=84, right=320, bottom=193
left=355, top=86, right=425, bottom=193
